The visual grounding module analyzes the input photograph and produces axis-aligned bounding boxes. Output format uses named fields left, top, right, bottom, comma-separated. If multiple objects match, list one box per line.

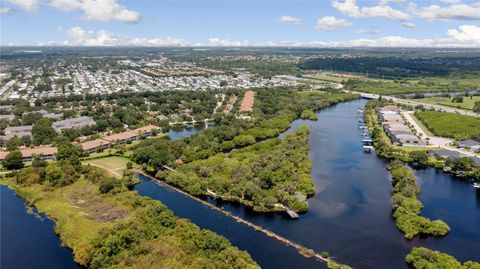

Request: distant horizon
left=2, top=0, right=479, bottom=48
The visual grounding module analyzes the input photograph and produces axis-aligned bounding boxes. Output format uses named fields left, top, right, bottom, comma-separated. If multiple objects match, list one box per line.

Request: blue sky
left=1, top=0, right=479, bottom=47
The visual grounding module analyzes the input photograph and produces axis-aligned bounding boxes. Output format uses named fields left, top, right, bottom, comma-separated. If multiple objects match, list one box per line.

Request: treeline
left=300, top=57, right=480, bottom=78
left=132, top=89, right=359, bottom=170
left=387, top=160, right=450, bottom=239
left=406, top=247, right=479, bottom=269
left=159, top=126, right=314, bottom=213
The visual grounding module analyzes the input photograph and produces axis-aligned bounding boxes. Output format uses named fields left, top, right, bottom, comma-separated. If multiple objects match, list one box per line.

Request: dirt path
left=88, top=163, right=123, bottom=178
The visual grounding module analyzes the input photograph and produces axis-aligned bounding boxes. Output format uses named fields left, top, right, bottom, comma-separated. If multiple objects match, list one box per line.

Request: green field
left=415, top=111, right=480, bottom=140
left=346, top=74, right=480, bottom=94
left=82, top=156, right=133, bottom=178
left=407, top=96, right=480, bottom=110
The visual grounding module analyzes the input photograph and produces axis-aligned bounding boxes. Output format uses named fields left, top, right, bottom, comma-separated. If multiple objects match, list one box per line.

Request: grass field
left=415, top=111, right=480, bottom=140
left=348, top=74, right=480, bottom=94
left=407, top=96, right=480, bottom=110
left=82, top=156, right=134, bottom=178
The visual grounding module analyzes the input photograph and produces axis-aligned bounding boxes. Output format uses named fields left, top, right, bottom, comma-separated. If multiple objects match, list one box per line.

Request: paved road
left=402, top=111, right=478, bottom=157
left=347, top=90, right=480, bottom=118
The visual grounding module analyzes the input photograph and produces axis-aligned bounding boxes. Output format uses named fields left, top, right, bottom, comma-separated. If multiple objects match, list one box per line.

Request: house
left=79, top=139, right=111, bottom=154
left=52, top=116, right=96, bottom=133
left=428, top=149, right=462, bottom=159
left=20, top=146, right=58, bottom=163
left=132, top=124, right=161, bottom=138
left=103, top=131, right=139, bottom=144
left=0, top=125, right=33, bottom=144
left=457, top=140, right=480, bottom=152
left=394, top=134, right=425, bottom=147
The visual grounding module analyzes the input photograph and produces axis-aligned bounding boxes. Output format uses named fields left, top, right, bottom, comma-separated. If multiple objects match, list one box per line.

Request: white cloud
left=6, top=0, right=38, bottom=12
left=401, top=22, right=416, bottom=28
left=357, top=28, right=381, bottom=34
left=63, top=26, right=189, bottom=46
left=306, top=24, right=480, bottom=47
left=417, top=3, right=480, bottom=20
left=48, top=0, right=141, bottom=22
left=440, top=0, right=460, bottom=4
left=0, top=7, right=15, bottom=14
left=49, top=0, right=82, bottom=12
left=81, top=0, right=140, bottom=22
left=276, top=15, right=302, bottom=25
left=332, top=0, right=411, bottom=20
left=208, top=38, right=250, bottom=46
left=315, top=16, right=352, bottom=32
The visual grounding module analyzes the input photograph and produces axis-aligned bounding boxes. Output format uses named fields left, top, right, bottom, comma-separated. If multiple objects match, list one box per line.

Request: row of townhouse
left=378, top=105, right=425, bottom=147
left=0, top=125, right=161, bottom=164
left=0, top=146, right=57, bottom=163
left=78, top=125, right=161, bottom=154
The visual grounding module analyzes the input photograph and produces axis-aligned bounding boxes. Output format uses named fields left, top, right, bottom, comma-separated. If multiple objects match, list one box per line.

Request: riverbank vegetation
left=406, top=247, right=480, bottom=269
left=159, top=126, right=314, bottom=213
left=0, top=145, right=258, bottom=268
left=131, top=89, right=358, bottom=213
left=414, top=111, right=480, bottom=141
left=387, top=161, right=450, bottom=239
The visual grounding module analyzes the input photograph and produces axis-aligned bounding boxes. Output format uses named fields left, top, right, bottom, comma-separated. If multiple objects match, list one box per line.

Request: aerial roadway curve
left=345, top=90, right=480, bottom=118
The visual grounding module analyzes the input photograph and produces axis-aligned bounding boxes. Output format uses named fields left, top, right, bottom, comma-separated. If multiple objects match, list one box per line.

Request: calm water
left=0, top=186, right=80, bottom=269
left=138, top=99, right=480, bottom=269
left=168, top=122, right=212, bottom=140
left=2, top=99, right=479, bottom=268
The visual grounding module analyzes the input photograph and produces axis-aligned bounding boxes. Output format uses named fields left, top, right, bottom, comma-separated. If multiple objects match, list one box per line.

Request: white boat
left=363, top=145, right=374, bottom=152
left=473, top=182, right=480, bottom=189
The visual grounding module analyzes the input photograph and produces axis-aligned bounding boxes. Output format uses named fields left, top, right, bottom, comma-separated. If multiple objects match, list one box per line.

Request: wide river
left=2, top=99, right=479, bottom=268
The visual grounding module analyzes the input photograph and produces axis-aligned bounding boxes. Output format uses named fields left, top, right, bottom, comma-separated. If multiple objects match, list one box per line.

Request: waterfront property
left=377, top=105, right=425, bottom=147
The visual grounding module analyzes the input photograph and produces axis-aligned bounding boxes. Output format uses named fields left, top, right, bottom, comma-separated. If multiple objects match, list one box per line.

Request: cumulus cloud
left=332, top=0, right=411, bottom=20
left=6, top=0, right=38, bottom=12
left=62, top=26, right=189, bottom=46
left=357, top=28, right=381, bottom=34
left=417, top=2, right=480, bottom=20
left=401, top=22, right=416, bottom=28
left=0, top=7, right=15, bottom=14
left=276, top=15, right=302, bottom=25
left=49, top=0, right=82, bottom=12
left=48, top=0, right=141, bottom=22
left=316, top=16, right=352, bottom=31
left=208, top=38, right=250, bottom=46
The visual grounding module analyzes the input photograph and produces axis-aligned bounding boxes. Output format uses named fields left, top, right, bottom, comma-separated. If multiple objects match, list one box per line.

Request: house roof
left=428, top=149, right=461, bottom=158
left=79, top=138, right=111, bottom=150
left=458, top=140, right=480, bottom=147
left=103, top=131, right=138, bottom=142
left=133, top=124, right=160, bottom=134
left=21, top=146, right=57, bottom=157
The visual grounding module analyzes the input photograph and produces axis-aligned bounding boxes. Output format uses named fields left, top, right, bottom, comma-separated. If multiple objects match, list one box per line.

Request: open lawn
left=82, top=156, right=134, bottom=178
left=407, top=96, right=480, bottom=111
left=415, top=111, right=480, bottom=140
